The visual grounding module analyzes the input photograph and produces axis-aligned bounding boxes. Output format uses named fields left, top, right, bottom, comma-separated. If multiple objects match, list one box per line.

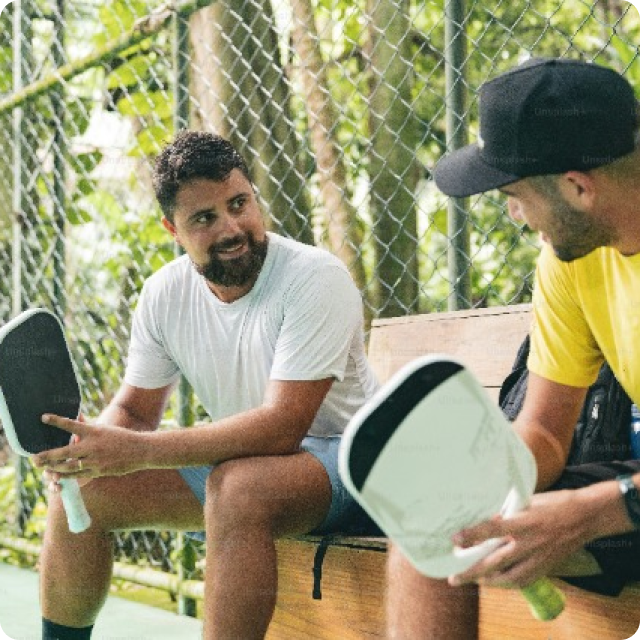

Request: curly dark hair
left=153, top=131, right=252, bottom=222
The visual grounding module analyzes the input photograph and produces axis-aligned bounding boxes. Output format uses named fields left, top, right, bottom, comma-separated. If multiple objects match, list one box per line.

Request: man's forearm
left=34, top=379, right=328, bottom=477
left=133, top=378, right=330, bottom=469
left=515, top=419, right=569, bottom=490
left=92, top=383, right=173, bottom=432
left=578, top=472, right=640, bottom=541
left=136, top=405, right=304, bottom=470
left=96, top=401, right=158, bottom=432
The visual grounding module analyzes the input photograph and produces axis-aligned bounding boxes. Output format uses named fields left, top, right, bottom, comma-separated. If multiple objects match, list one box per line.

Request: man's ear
left=560, top=171, right=597, bottom=209
left=162, top=217, right=180, bottom=243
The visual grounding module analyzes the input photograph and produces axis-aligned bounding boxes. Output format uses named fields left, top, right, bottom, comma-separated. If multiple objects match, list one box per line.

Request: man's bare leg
left=386, top=543, right=479, bottom=640
left=202, top=453, right=332, bottom=640
left=41, top=453, right=332, bottom=639
left=40, top=469, right=203, bottom=628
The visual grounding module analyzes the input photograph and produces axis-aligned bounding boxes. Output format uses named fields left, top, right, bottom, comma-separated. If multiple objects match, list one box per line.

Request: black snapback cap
left=433, top=58, right=638, bottom=197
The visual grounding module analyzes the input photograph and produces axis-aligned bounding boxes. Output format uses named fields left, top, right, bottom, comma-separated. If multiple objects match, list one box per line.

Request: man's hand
left=32, top=414, right=151, bottom=482
left=448, top=489, right=597, bottom=588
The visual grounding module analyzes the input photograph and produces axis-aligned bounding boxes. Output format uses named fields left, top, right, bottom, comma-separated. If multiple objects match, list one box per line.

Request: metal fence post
left=52, top=0, right=67, bottom=319
left=444, top=0, right=471, bottom=310
left=12, top=0, right=31, bottom=535
left=173, top=9, right=198, bottom=618
left=12, top=1, right=26, bottom=320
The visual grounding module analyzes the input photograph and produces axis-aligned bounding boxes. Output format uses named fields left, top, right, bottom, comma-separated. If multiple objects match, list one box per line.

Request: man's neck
left=206, top=274, right=260, bottom=303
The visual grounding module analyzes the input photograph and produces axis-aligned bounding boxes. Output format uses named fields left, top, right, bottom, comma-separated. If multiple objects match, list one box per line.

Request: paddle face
left=339, top=355, right=537, bottom=578
left=0, top=309, right=80, bottom=456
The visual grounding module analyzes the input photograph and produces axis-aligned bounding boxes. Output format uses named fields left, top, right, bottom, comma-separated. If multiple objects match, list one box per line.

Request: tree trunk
left=190, top=0, right=313, bottom=244
left=366, top=0, right=419, bottom=318
left=289, top=0, right=369, bottom=318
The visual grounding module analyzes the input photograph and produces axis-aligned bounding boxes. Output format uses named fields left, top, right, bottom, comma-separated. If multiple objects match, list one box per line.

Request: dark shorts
left=549, top=459, right=640, bottom=596
left=178, top=435, right=382, bottom=543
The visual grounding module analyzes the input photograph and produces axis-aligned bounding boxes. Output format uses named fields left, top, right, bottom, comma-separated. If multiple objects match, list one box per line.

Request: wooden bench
left=268, top=304, right=640, bottom=640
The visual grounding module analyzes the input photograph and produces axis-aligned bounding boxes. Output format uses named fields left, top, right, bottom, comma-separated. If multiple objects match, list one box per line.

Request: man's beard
left=547, top=201, right=617, bottom=263
left=530, top=178, right=618, bottom=263
left=195, top=233, right=269, bottom=287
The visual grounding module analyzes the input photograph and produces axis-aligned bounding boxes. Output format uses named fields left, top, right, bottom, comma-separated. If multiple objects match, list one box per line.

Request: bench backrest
left=368, top=304, right=532, bottom=401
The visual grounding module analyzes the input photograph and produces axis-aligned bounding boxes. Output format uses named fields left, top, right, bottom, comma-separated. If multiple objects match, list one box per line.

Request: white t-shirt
left=124, top=233, right=378, bottom=437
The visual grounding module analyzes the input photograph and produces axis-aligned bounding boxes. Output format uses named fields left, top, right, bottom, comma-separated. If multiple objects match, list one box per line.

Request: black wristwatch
left=617, top=474, right=640, bottom=529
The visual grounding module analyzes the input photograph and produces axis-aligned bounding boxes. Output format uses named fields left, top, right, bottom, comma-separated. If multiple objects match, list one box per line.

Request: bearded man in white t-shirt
left=35, top=131, right=379, bottom=640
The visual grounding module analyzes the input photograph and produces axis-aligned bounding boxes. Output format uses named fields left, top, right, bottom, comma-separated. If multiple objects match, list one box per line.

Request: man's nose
left=218, top=212, right=242, bottom=236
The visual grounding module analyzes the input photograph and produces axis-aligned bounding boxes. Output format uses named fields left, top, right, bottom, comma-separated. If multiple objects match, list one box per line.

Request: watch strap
left=617, top=474, right=640, bottom=528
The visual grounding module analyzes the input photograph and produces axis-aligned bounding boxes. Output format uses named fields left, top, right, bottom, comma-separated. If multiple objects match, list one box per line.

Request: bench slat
left=368, top=304, right=532, bottom=389
left=269, top=540, right=385, bottom=639
left=480, top=581, right=640, bottom=640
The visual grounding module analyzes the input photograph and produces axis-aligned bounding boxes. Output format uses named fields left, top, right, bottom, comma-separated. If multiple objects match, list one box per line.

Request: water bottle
left=631, top=404, right=640, bottom=459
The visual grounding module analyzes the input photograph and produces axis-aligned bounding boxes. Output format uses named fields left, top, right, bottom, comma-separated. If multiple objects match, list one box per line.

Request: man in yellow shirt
left=387, top=57, right=640, bottom=639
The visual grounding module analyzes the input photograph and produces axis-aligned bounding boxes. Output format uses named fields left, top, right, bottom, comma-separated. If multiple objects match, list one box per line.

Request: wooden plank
left=268, top=539, right=386, bottom=639
left=480, top=581, right=640, bottom=640
left=271, top=538, right=640, bottom=640
left=368, top=304, right=532, bottom=388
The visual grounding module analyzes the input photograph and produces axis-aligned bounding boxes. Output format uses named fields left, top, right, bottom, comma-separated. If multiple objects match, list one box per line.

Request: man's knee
left=205, top=460, right=273, bottom=532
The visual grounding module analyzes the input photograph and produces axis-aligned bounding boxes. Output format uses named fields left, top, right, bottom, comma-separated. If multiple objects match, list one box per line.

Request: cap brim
left=433, top=144, right=521, bottom=197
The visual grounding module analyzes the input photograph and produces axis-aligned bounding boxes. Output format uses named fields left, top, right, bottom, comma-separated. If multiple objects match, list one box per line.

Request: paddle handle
left=521, top=577, right=566, bottom=621
left=455, top=542, right=565, bottom=620
left=59, top=478, right=91, bottom=533
left=502, top=489, right=565, bottom=620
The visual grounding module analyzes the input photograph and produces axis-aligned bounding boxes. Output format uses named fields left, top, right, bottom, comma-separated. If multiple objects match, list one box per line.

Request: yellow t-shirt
left=528, top=243, right=640, bottom=404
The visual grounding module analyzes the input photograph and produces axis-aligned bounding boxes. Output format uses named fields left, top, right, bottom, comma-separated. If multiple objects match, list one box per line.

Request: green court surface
left=0, top=562, right=202, bottom=640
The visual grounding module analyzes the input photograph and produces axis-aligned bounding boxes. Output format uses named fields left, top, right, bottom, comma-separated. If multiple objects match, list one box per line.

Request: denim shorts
left=178, top=435, right=381, bottom=542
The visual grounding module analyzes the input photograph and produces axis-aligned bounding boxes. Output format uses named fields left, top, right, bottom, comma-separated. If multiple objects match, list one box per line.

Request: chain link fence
left=0, top=0, right=639, bottom=615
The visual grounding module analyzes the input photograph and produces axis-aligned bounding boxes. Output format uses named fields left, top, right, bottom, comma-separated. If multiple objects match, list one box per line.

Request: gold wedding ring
left=78, top=458, right=83, bottom=471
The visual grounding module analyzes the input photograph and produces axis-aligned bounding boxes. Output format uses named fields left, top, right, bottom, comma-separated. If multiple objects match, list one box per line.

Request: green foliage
left=608, top=22, right=640, bottom=88
left=95, top=0, right=154, bottom=45
left=0, top=466, right=16, bottom=530
left=94, top=0, right=173, bottom=158
left=64, top=185, right=174, bottom=413
left=107, top=55, right=157, bottom=90
left=0, top=463, right=47, bottom=549
left=0, top=7, right=12, bottom=94
left=406, top=0, right=640, bottom=310
left=116, top=81, right=172, bottom=121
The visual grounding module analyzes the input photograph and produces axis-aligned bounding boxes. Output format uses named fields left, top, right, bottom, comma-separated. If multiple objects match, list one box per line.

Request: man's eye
left=230, top=197, right=247, bottom=212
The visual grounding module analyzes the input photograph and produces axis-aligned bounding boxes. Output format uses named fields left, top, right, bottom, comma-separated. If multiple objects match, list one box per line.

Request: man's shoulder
left=143, top=254, right=194, bottom=293
left=269, top=233, right=347, bottom=273
left=149, top=254, right=191, bottom=276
